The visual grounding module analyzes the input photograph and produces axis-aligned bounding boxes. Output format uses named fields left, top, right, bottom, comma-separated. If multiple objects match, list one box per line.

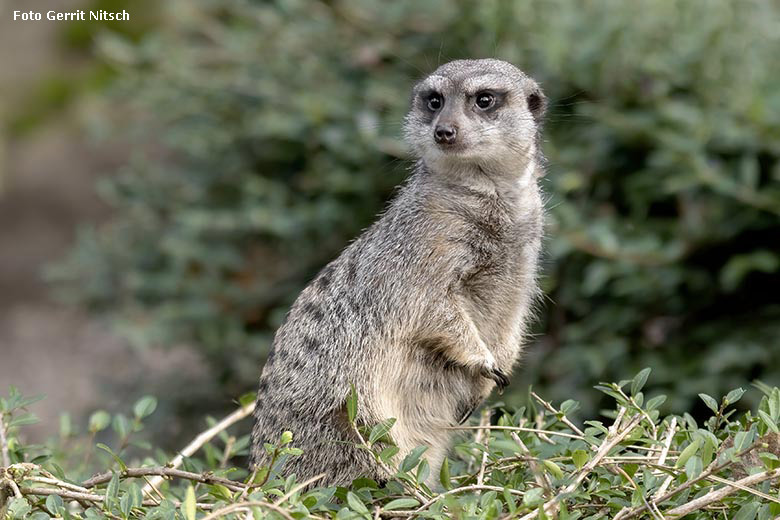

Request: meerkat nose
left=434, top=124, right=458, bottom=145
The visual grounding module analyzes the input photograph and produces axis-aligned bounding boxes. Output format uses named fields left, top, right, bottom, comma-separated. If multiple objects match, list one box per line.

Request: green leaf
left=112, top=414, right=130, bottom=438
left=584, top=421, right=609, bottom=436
left=96, top=443, right=127, bottom=471
left=104, top=472, right=119, bottom=511
left=560, top=399, right=579, bottom=414
left=238, top=392, right=256, bottom=407
left=733, top=502, right=760, bottom=520
left=734, top=429, right=756, bottom=452
left=523, top=487, right=544, bottom=507
left=725, top=388, right=746, bottom=406
left=59, top=413, right=72, bottom=438
left=439, top=456, right=451, bottom=490
left=400, top=446, right=427, bottom=473
left=346, top=383, right=358, bottom=423
left=384, top=498, right=420, bottom=510
left=8, top=413, right=38, bottom=428
left=133, top=396, right=158, bottom=419
left=543, top=459, right=564, bottom=479
left=416, top=458, right=430, bottom=484
left=46, top=494, right=64, bottom=515
left=646, top=395, right=667, bottom=411
left=631, top=368, right=651, bottom=397
left=698, top=393, right=719, bottom=414
left=759, top=452, right=779, bottom=470
left=346, top=491, right=369, bottom=514
left=182, top=485, right=197, bottom=520
left=379, top=445, right=399, bottom=463
left=769, top=389, right=780, bottom=420
left=280, top=430, right=293, bottom=445
left=89, top=410, right=111, bottom=433
left=210, top=484, right=234, bottom=501
left=685, top=455, right=703, bottom=479
left=368, top=418, right=396, bottom=445
left=758, top=411, right=779, bottom=433
left=126, top=483, right=143, bottom=510
left=675, top=438, right=701, bottom=468
left=7, top=497, right=32, bottom=519
left=572, top=449, right=589, bottom=470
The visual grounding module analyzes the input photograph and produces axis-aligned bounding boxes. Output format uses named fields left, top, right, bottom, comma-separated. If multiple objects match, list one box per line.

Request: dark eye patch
left=469, top=90, right=507, bottom=114
left=418, top=89, right=443, bottom=111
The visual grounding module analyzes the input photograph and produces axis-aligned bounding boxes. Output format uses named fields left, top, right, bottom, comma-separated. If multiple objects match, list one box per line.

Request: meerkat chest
left=461, top=196, right=541, bottom=284
left=459, top=192, right=543, bottom=337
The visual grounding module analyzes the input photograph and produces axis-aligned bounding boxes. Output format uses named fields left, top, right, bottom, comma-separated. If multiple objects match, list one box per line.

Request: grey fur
left=250, top=59, right=547, bottom=487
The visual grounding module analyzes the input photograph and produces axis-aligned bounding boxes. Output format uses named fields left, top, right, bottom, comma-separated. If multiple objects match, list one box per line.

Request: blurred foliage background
left=45, top=0, right=780, bottom=422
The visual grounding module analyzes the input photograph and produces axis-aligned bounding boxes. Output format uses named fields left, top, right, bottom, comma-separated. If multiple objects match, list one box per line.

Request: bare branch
left=449, top=425, right=585, bottom=442
left=141, top=401, right=255, bottom=496
left=664, top=469, right=780, bottom=518
left=476, top=410, right=491, bottom=488
left=511, top=432, right=552, bottom=497
left=0, top=414, right=10, bottom=468
left=619, top=437, right=767, bottom=520
left=200, top=501, right=296, bottom=520
left=531, top=391, right=585, bottom=437
left=19, top=486, right=215, bottom=510
left=518, top=408, right=642, bottom=520
left=84, top=466, right=247, bottom=492
left=412, top=484, right=527, bottom=514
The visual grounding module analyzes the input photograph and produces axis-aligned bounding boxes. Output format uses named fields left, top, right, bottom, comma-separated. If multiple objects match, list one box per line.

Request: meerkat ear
left=526, top=87, right=547, bottom=123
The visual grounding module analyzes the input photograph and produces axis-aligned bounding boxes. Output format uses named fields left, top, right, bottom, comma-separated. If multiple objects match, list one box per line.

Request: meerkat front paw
left=474, top=351, right=510, bottom=392
left=480, top=365, right=510, bottom=393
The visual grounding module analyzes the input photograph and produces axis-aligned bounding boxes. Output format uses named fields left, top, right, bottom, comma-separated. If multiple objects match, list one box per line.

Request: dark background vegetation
left=3, top=0, right=779, bottom=446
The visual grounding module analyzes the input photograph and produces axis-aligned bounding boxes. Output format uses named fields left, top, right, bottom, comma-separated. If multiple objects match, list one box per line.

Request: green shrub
left=2, top=376, right=780, bottom=519
left=49, top=0, right=780, bottom=413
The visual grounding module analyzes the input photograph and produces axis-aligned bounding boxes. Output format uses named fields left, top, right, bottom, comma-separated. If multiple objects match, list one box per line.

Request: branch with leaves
left=2, top=371, right=780, bottom=519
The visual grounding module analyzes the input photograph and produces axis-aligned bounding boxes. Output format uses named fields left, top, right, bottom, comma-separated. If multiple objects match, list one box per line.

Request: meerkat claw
left=481, top=366, right=510, bottom=392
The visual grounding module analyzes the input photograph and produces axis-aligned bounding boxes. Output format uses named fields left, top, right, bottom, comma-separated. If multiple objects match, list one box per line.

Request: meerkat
left=250, top=59, right=547, bottom=487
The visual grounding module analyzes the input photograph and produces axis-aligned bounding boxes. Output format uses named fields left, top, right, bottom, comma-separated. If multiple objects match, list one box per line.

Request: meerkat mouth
left=435, top=141, right=468, bottom=154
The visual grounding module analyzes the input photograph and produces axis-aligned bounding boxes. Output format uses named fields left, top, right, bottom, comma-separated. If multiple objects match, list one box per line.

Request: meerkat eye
left=427, top=93, right=443, bottom=111
left=475, top=92, right=495, bottom=110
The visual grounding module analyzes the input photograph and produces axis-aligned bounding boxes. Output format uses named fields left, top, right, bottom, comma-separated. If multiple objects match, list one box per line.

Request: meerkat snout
left=434, top=123, right=458, bottom=145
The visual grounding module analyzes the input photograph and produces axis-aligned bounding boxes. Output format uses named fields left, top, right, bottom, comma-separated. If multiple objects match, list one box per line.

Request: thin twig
left=2, top=477, right=22, bottom=499
left=0, top=414, right=11, bottom=468
left=85, top=466, right=246, bottom=492
left=518, top=408, right=642, bottom=520
left=273, top=473, right=326, bottom=505
left=351, top=422, right=429, bottom=503
left=531, top=391, right=585, bottom=437
left=25, top=476, right=91, bottom=494
left=412, top=484, right=527, bottom=514
left=707, top=474, right=780, bottom=504
left=664, top=469, right=780, bottom=518
left=511, top=432, right=552, bottom=497
left=141, top=475, right=164, bottom=505
left=619, top=438, right=766, bottom=520
left=219, top=436, right=236, bottom=469
left=449, top=425, right=585, bottom=442
left=653, top=418, right=678, bottom=500
left=610, top=465, right=664, bottom=520
left=141, top=401, right=255, bottom=496
left=467, top=411, right=492, bottom=475
left=476, top=410, right=491, bottom=488
left=19, top=486, right=215, bottom=509
left=614, top=387, right=658, bottom=441
left=199, top=500, right=294, bottom=520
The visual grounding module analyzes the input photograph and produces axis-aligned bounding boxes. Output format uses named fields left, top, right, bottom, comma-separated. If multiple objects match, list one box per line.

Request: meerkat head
left=403, top=59, right=546, bottom=175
